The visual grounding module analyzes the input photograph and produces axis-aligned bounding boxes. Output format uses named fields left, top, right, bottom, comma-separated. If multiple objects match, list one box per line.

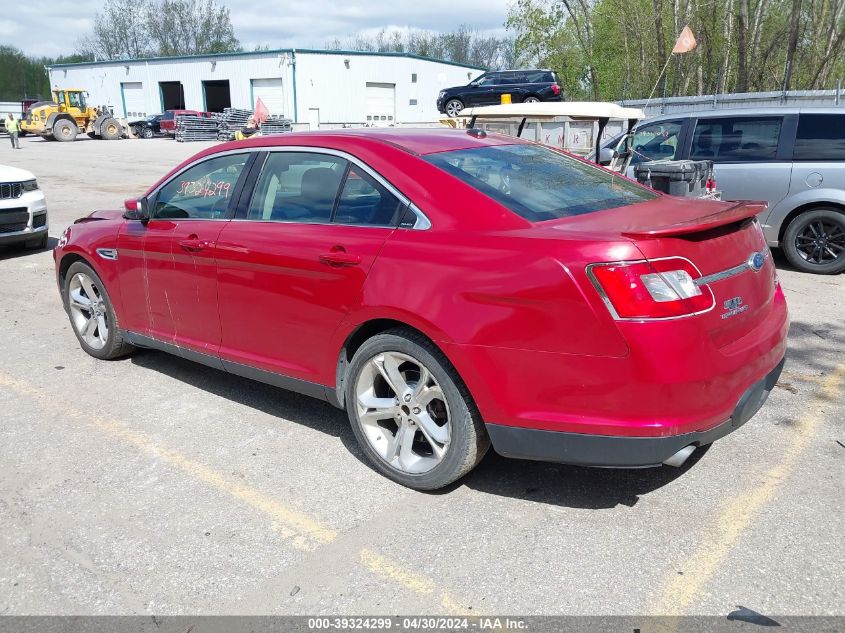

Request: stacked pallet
left=176, top=108, right=294, bottom=142
left=175, top=114, right=221, bottom=142
left=217, top=108, right=254, bottom=141
left=260, top=118, right=293, bottom=135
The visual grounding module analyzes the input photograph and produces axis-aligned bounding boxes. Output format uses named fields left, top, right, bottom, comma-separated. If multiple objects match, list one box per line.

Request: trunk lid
left=551, top=196, right=778, bottom=348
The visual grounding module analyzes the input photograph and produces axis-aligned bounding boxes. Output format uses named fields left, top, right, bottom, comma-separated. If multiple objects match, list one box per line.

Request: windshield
left=425, top=143, right=657, bottom=222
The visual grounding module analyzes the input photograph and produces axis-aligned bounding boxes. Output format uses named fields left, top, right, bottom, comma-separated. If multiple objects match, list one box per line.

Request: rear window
left=524, top=71, right=554, bottom=83
left=425, top=144, right=657, bottom=222
left=162, top=111, right=174, bottom=120
left=794, top=114, right=845, bottom=161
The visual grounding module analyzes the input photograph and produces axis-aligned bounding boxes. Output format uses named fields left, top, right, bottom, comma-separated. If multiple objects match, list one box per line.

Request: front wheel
left=782, top=208, right=845, bottom=274
left=444, top=99, right=464, bottom=118
left=345, top=329, right=489, bottom=490
left=63, top=261, right=134, bottom=360
left=141, top=126, right=154, bottom=139
left=100, top=118, right=122, bottom=140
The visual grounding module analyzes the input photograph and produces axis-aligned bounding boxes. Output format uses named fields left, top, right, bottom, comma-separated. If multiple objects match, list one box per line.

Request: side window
left=474, top=74, right=496, bottom=87
left=248, top=152, right=347, bottom=222
left=153, top=153, right=247, bottom=220
left=334, top=165, right=405, bottom=226
left=794, top=114, right=845, bottom=161
left=691, top=116, right=782, bottom=162
left=499, top=73, right=518, bottom=85
left=630, top=120, right=684, bottom=164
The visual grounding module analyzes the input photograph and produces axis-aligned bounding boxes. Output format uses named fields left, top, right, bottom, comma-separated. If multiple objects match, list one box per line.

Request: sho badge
left=722, top=296, right=748, bottom=319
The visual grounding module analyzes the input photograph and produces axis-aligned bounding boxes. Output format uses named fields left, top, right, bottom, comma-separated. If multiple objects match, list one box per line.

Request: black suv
left=437, top=69, right=562, bottom=117
left=129, top=114, right=163, bottom=139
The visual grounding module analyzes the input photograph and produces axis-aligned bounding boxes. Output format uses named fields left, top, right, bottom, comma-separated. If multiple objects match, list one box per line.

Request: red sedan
left=54, top=128, right=788, bottom=490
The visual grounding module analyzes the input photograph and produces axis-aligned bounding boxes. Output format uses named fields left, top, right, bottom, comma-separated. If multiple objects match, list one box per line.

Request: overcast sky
left=3, top=0, right=510, bottom=58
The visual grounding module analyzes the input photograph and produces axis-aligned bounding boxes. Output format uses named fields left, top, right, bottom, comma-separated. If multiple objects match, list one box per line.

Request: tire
left=63, top=261, right=134, bottom=360
left=444, top=99, right=464, bottom=118
left=523, top=96, right=541, bottom=103
left=782, top=208, right=845, bottom=274
left=141, top=126, right=154, bottom=139
left=345, top=328, right=489, bottom=490
left=52, top=119, right=77, bottom=142
left=100, top=118, right=121, bottom=140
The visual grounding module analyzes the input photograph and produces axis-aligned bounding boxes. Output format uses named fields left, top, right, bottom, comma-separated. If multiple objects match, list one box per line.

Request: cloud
left=5, top=0, right=510, bottom=57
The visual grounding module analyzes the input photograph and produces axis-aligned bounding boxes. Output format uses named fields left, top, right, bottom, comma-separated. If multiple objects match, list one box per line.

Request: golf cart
left=448, top=102, right=644, bottom=173
left=448, top=102, right=719, bottom=199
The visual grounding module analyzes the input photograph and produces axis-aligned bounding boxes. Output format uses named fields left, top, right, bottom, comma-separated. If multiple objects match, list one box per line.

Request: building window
left=409, top=99, right=418, bottom=106
left=411, top=73, right=417, bottom=83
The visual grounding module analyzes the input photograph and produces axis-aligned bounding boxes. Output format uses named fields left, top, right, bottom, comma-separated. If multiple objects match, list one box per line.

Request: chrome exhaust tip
left=663, top=444, right=696, bottom=467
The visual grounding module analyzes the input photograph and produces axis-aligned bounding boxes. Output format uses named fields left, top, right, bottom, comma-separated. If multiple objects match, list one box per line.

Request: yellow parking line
left=0, top=370, right=474, bottom=613
left=0, top=371, right=336, bottom=551
left=651, top=363, right=845, bottom=616
left=360, top=549, right=475, bottom=615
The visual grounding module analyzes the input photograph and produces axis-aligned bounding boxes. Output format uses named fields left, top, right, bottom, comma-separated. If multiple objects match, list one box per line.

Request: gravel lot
left=1, top=135, right=843, bottom=618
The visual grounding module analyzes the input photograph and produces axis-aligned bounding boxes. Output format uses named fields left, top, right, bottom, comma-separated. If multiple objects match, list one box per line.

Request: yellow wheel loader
left=22, top=89, right=124, bottom=142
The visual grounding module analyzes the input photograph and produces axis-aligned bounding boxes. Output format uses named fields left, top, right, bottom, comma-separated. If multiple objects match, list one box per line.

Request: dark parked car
left=130, top=114, right=163, bottom=139
left=437, top=69, right=563, bottom=117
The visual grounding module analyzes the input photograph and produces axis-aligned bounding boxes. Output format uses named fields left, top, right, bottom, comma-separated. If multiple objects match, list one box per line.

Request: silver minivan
left=618, top=107, right=845, bottom=274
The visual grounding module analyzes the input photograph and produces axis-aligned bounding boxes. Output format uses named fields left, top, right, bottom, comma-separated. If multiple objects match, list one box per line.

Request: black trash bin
left=634, top=160, right=713, bottom=197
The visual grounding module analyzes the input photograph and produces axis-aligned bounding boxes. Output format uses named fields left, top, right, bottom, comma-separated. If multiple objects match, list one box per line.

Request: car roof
left=458, top=102, right=645, bottom=121
left=642, top=106, right=845, bottom=121
left=218, top=127, right=531, bottom=156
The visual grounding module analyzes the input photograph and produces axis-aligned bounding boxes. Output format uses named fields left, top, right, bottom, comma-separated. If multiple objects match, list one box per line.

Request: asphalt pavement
left=0, top=135, right=842, bottom=618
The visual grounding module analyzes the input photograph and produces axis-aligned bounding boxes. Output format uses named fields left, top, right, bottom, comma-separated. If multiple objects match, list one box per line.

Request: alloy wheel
left=355, top=351, right=451, bottom=474
left=67, top=272, right=109, bottom=350
left=445, top=100, right=463, bottom=117
left=795, top=219, right=845, bottom=265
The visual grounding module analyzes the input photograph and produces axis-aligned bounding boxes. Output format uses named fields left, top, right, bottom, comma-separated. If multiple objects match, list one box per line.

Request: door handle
left=178, top=235, right=211, bottom=252
left=318, top=248, right=361, bottom=267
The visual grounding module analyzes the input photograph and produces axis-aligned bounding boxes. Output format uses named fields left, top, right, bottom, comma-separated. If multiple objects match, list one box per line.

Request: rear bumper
left=487, top=355, right=785, bottom=467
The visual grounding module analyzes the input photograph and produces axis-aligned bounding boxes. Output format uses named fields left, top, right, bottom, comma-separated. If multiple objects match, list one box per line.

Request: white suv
left=0, top=165, right=48, bottom=250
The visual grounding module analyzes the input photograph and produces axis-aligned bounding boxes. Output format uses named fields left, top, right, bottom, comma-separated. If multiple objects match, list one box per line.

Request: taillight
left=587, top=257, right=714, bottom=320
left=551, top=84, right=561, bottom=95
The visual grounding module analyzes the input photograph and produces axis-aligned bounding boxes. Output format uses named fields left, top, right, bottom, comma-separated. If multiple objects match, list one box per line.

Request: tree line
left=506, top=0, right=845, bottom=101
left=3, top=0, right=844, bottom=103
left=324, top=26, right=519, bottom=71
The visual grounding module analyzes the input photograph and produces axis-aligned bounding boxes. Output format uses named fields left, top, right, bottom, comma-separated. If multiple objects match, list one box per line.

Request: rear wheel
left=524, top=96, right=541, bottom=103
left=100, top=118, right=122, bottom=140
left=63, top=261, right=134, bottom=360
left=783, top=208, right=845, bottom=274
left=52, top=119, right=77, bottom=142
left=345, top=329, right=489, bottom=490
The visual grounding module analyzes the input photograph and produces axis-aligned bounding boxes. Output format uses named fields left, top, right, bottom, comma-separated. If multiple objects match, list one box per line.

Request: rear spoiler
left=622, top=201, right=767, bottom=239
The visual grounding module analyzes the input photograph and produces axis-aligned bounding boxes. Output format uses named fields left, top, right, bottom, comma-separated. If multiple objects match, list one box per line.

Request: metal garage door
left=365, top=83, right=395, bottom=127
left=121, top=82, right=145, bottom=118
left=251, top=78, right=285, bottom=115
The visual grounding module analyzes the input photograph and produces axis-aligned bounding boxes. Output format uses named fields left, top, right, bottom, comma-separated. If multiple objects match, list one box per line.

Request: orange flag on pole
left=253, top=97, right=269, bottom=124
left=672, top=26, right=697, bottom=53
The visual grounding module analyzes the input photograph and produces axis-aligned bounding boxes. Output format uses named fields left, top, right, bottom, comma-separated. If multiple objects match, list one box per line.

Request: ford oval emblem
left=748, top=252, right=765, bottom=272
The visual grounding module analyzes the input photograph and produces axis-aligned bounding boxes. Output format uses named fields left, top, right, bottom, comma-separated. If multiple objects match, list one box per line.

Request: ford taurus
left=54, top=129, right=788, bottom=489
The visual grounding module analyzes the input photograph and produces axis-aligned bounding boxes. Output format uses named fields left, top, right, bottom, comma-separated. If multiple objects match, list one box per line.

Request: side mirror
left=123, top=197, right=149, bottom=221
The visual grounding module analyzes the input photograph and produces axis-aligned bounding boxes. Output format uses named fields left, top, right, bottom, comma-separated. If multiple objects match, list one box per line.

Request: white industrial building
left=46, top=49, right=484, bottom=128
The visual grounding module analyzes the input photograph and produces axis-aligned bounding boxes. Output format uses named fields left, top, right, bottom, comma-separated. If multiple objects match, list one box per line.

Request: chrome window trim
left=245, top=145, right=431, bottom=230
left=585, top=256, right=715, bottom=322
